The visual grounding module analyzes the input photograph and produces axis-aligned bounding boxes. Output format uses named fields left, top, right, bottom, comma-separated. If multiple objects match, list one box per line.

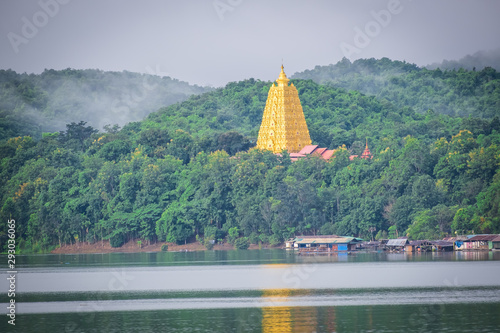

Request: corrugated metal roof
left=492, top=236, right=500, bottom=242
left=409, top=240, right=432, bottom=246
left=294, top=237, right=349, bottom=244
left=295, top=235, right=341, bottom=239
left=466, top=234, right=499, bottom=242
left=431, top=240, right=454, bottom=247
left=293, top=236, right=362, bottom=244
left=386, top=238, right=408, bottom=246
left=361, top=241, right=381, bottom=246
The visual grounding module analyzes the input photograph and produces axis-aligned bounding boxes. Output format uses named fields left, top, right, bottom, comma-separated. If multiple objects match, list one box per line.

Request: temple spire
left=361, top=138, right=373, bottom=159
left=277, top=64, right=289, bottom=87
left=256, top=65, right=311, bottom=153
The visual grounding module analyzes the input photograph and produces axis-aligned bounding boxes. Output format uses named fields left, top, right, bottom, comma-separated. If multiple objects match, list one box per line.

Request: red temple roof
left=350, top=139, right=373, bottom=160
left=298, top=145, right=318, bottom=155
left=321, top=150, right=335, bottom=160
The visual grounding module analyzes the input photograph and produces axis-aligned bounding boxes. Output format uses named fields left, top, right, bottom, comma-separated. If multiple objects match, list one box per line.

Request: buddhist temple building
left=256, top=65, right=312, bottom=153
left=349, top=139, right=373, bottom=161
left=256, top=65, right=373, bottom=163
left=289, top=145, right=336, bottom=162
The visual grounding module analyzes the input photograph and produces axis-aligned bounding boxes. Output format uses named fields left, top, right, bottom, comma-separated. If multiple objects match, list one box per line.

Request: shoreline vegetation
left=49, top=239, right=280, bottom=255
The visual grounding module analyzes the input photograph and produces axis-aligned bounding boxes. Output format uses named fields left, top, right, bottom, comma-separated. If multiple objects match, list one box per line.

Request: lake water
left=1, top=250, right=500, bottom=332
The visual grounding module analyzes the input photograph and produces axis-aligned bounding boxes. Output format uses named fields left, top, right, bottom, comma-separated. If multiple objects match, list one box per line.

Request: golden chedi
left=256, top=65, right=311, bottom=153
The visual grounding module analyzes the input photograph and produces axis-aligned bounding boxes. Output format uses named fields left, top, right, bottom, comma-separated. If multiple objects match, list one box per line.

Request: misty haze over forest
left=2, top=1, right=500, bottom=86
left=426, top=49, right=500, bottom=72
left=0, top=69, right=211, bottom=140
left=1, top=49, right=499, bottom=141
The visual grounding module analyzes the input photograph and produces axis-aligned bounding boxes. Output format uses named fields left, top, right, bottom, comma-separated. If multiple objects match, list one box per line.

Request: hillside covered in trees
left=426, top=49, right=500, bottom=72
left=0, top=68, right=211, bottom=141
left=1, top=59, right=499, bottom=253
left=292, top=57, right=500, bottom=119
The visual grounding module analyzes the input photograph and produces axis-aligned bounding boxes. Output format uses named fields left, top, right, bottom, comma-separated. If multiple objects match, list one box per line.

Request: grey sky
left=1, top=0, right=500, bottom=87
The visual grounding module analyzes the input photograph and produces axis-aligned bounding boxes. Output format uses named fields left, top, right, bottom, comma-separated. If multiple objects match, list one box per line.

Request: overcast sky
left=1, top=0, right=500, bottom=86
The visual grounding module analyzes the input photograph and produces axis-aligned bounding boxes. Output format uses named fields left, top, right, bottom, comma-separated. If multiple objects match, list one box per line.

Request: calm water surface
left=1, top=250, right=500, bottom=332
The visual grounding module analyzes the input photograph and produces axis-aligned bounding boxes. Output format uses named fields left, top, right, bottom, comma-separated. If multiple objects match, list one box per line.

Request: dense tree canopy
left=0, top=68, right=211, bottom=140
left=1, top=59, right=499, bottom=252
left=293, top=57, right=500, bottom=119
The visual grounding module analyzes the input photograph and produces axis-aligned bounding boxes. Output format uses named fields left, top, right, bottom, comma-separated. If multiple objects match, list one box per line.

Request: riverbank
left=50, top=239, right=277, bottom=254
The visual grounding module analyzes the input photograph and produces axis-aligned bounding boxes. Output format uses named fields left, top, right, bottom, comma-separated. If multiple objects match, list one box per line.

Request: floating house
left=453, top=235, right=474, bottom=251
left=431, top=240, right=454, bottom=252
left=359, top=240, right=383, bottom=251
left=454, top=234, right=500, bottom=251
left=406, top=240, right=433, bottom=252
left=290, top=235, right=363, bottom=252
left=386, top=238, right=409, bottom=251
left=492, top=236, right=500, bottom=251
left=287, top=234, right=500, bottom=253
left=464, top=235, right=499, bottom=251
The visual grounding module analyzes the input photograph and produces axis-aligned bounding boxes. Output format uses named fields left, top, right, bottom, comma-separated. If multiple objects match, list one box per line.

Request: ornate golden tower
left=256, top=65, right=311, bottom=153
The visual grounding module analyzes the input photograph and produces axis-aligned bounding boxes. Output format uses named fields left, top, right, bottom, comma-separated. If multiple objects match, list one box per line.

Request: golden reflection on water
left=261, top=288, right=294, bottom=298
left=262, top=307, right=293, bottom=333
left=260, top=289, right=333, bottom=332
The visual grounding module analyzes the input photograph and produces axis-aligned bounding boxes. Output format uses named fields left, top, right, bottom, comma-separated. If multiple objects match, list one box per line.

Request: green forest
left=0, top=68, right=210, bottom=141
left=293, top=57, right=500, bottom=118
left=1, top=58, right=500, bottom=253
